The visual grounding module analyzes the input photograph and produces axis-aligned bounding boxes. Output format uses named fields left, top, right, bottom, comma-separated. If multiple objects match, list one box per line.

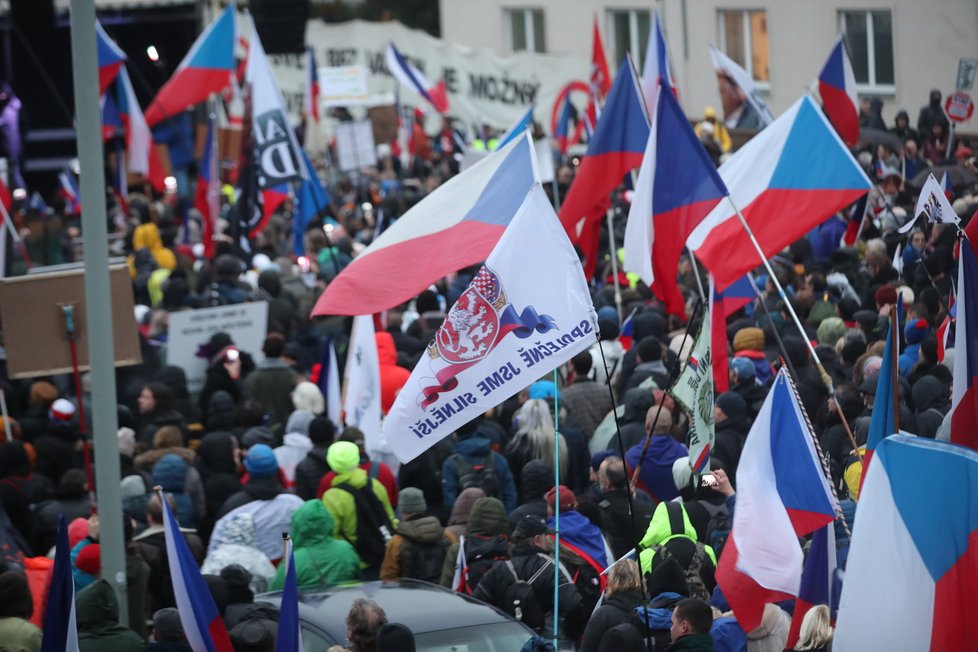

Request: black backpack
left=653, top=542, right=711, bottom=601
left=450, top=453, right=499, bottom=497
left=460, top=534, right=510, bottom=594
left=334, top=481, right=394, bottom=568
left=402, top=533, right=449, bottom=584
left=501, top=557, right=551, bottom=631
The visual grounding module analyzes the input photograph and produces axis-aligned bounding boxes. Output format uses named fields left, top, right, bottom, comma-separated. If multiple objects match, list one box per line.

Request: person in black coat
left=508, top=460, right=556, bottom=532
left=595, top=456, right=654, bottom=560
left=711, top=393, right=751, bottom=482
left=614, top=388, right=655, bottom=451
left=194, top=432, right=241, bottom=538
left=294, top=417, right=335, bottom=501
left=580, top=559, right=645, bottom=652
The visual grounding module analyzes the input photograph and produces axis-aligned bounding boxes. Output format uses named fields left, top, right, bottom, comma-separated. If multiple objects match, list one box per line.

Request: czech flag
left=304, top=47, right=320, bottom=124
left=386, top=42, right=449, bottom=114
left=58, top=168, right=82, bottom=216
left=39, top=515, right=79, bottom=652
left=640, top=9, right=676, bottom=112
left=194, top=115, right=220, bottom=259
left=618, top=307, right=637, bottom=351
left=95, top=21, right=126, bottom=95
left=583, top=15, right=613, bottom=134
left=709, top=276, right=730, bottom=393
left=145, top=5, right=236, bottom=126
left=786, top=524, right=837, bottom=648
left=497, top=105, right=534, bottom=149
left=276, top=537, right=301, bottom=652
left=937, top=298, right=955, bottom=363
left=688, top=96, right=872, bottom=291
left=102, top=67, right=166, bottom=192
left=949, top=232, right=978, bottom=450
left=835, top=435, right=978, bottom=650
left=716, top=369, right=837, bottom=631
left=161, top=490, right=233, bottom=652
left=817, top=35, right=859, bottom=147
left=559, top=59, right=649, bottom=279
left=312, top=133, right=538, bottom=316
left=553, top=94, right=575, bottom=154
left=624, top=80, right=727, bottom=318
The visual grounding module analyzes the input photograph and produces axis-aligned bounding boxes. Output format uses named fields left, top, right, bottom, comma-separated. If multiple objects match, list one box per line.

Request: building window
left=840, top=10, right=894, bottom=91
left=718, top=10, right=769, bottom=85
left=607, top=9, right=650, bottom=69
left=506, top=8, right=546, bottom=53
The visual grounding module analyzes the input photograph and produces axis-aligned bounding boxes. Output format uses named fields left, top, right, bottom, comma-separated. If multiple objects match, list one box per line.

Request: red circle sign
left=945, top=91, right=974, bottom=123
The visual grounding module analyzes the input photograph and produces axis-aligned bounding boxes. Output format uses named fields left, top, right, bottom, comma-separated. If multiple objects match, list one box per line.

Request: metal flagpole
left=725, top=195, right=858, bottom=450
left=606, top=208, right=624, bottom=322
left=69, top=0, right=126, bottom=622
left=551, top=368, right=560, bottom=649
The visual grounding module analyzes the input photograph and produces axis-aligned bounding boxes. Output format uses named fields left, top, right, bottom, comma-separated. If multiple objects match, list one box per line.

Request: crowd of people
left=0, top=81, right=971, bottom=651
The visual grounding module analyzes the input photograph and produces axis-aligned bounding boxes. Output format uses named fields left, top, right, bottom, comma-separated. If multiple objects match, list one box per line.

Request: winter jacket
left=380, top=514, right=457, bottom=581
left=194, top=431, right=242, bottom=535
left=625, top=436, right=688, bottom=504
left=270, top=500, right=360, bottom=590
left=294, top=445, right=330, bottom=501
left=210, top=492, right=304, bottom=561
left=376, top=332, right=411, bottom=413
left=613, top=388, right=655, bottom=450
left=580, top=589, right=645, bottom=652
left=132, top=525, right=205, bottom=612
left=439, top=496, right=510, bottom=588
left=135, top=410, right=187, bottom=448
left=152, top=454, right=198, bottom=528
left=547, top=510, right=608, bottom=568
left=216, top=475, right=286, bottom=519
left=322, top=467, right=398, bottom=561
left=666, top=634, right=715, bottom=651
left=712, top=415, right=750, bottom=481
left=562, top=379, right=613, bottom=438
left=597, top=488, right=655, bottom=560
left=0, top=617, right=41, bottom=652
left=32, top=493, right=90, bottom=555
left=200, top=512, right=276, bottom=593
left=442, top=436, right=518, bottom=511
left=446, top=487, right=486, bottom=540
left=912, top=375, right=949, bottom=438
left=274, top=431, right=313, bottom=487
left=76, top=579, right=144, bottom=652
left=319, top=459, right=399, bottom=509
left=639, top=502, right=717, bottom=596
left=243, top=359, right=301, bottom=432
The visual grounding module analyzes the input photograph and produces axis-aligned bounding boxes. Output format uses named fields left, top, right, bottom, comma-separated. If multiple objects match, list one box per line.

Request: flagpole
left=551, top=367, right=560, bottom=650
left=606, top=208, right=624, bottom=322
left=746, top=273, right=799, bottom=381
left=724, top=195, right=859, bottom=452
left=889, top=307, right=901, bottom=434
left=629, top=297, right=703, bottom=492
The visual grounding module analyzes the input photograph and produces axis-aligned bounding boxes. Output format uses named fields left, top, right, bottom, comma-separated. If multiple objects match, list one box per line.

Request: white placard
left=335, top=120, right=378, bottom=171
left=168, top=302, right=269, bottom=394
left=320, top=65, right=371, bottom=107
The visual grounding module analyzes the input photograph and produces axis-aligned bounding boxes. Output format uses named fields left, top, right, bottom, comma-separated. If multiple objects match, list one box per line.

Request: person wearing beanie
left=322, top=441, right=398, bottom=576
left=270, top=500, right=360, bottom=591
left=874, top=284, right=898, bottom=310
left=732, top=327, right=773, bottom=384
left=439, top=497, right=510, bottom=589
left=210, top=445, right=303, bottom=561
left=899, top=318, right=931, bottom=377
left=638, top=501, right=718, bottom=599
left=273, top=410, right=315, bottom=489
left=317, top=427, right=399, bottom=509
left=0, top=571, right=41, bottom=651
left=32, top=395, right=84, bottom=484
left=376, top=623, right=416, bottom=652
left=816, top=317, right=846, bottom=348
left=380, top=487, right=457, bottom=581
left=728, top=357, right=766, bottom=419
left=229, top=617, right=277, bottom=652
left=294, top=416, right=335, bottom=500
left=712, top=392, right=751, bottom=479
left=145, top=607, right=191, bottom=651
left=76, top=578, right=144, bottom=652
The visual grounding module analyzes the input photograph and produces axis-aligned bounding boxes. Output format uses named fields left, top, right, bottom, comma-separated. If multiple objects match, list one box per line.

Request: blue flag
left=276, top=538, right=300, bottom=652
left=40, top=515, right=79, bottom=652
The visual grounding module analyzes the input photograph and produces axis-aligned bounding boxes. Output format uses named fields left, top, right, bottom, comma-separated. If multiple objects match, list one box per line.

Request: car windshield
left=414, top=621, right=534, bottom=652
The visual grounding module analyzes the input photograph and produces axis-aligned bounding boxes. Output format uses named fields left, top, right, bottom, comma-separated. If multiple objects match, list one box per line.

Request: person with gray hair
left=326, top=598, right=388, bottom=652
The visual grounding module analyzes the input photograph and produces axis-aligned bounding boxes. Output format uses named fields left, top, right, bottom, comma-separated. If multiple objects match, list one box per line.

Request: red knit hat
left=545, top=485, right=577, bottom=514
left=75, top=544, right=101, bottom=577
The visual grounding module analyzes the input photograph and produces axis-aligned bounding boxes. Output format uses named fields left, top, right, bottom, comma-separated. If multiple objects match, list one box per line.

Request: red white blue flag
left=817, top=36, right=859, bottom=147
left=640, top=9, right=676, bottom=112
left=95, top=20, right=126, bottom=95
left=949, top=231, right=978, bottom=450
left=194, top=115, right=220, bottom=259
left=58, top=168, right=82, bottom=216
left=786, top=524, right=837, bottom=648
left=386, top=42, right=449, bottom=114
left=304, top=47, right=320, bottom=124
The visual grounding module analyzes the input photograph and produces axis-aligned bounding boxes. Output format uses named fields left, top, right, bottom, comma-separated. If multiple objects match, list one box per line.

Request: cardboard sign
left=321, top=65, right=371, bottom=107
left=335, top=120, right=378, bottom=171
left=167, top=302, right=268, bottom=394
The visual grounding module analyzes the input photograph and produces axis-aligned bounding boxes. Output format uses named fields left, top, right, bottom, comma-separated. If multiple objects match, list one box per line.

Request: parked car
left=259, top=579, right=535, bottom=651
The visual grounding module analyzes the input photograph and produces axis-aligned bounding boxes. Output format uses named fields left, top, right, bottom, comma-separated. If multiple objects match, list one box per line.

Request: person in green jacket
left=0, top=571, right=41, bottom=652
left=271, top=500, right=361, bottom=591
left=666, top=598, right=715, bottom=651
left=322, top=441, right=398, bottom=572
left=638, top=501, right=717, bottom=601
left=76, top=579, right=144, bottom=652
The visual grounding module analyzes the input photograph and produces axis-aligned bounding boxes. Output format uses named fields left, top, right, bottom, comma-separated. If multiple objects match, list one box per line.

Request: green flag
left=668, top=320, right=714, bottom=476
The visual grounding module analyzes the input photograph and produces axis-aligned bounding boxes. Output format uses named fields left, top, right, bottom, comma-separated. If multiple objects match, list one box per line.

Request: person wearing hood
left=623, top=337, right=670, bottom=393
left=917, top=89, right=949, bottom=137
left=195, top=431, right=242, bottom=538
left=890, top=109, right=919, bottom=145
left=746, top=603, right=791, bottom=652
left=152, top=453, right=199, bottom=529
left=911, top=375, right=950, bottom=438
left=274, top=409, right=315, bottom=489
left=439, top=496, right=510, bottom=589
left=638, top=502, right=717, bottom=601
left=153, top=365, right=202, bottom=430
left=607, top=387, right=655, bottom=450
left=33, top=468, right=90, bottom=553
left=198, top=332, right=256, bottom=418
left=728, top=358, right=767, bottom=419
left=507, top=460, right=555, bottom=532
left=0, top=441, right=52, bottom=546
left=244, top=334, right=301, bottom=435
left=442, top=420, right=518, bottom=512
left=376, top=332, right=410, bottom=414
left=76, top=578, right=144, bottom=651
left=210, top=445, right=302, bottom=561
left=711, top=393, right=751, bottom=481
left=322, top=441, right=398, bottom=573
left=272, top=499, right=360, bottom=590
left=201, top=512, right=276, bottom=593
left=128, top=222, right=176, bottom=274
left=625, top=406, right=687, bottom=503
left=380, top=488, right=456, bottom=582
left=446, top=487, right=485, bottom=540
left=0, top=571, right=41, bottom=651
left=204, top=390, right=237, bottom=433
left=295, top=416, right=335, bottom=500
left=580, top=559, right=645, bottom=652
left=899, top=318, right=930, bottom=377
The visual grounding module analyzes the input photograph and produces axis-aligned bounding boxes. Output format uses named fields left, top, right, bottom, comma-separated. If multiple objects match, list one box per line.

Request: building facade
left=440, top=0, right=978, bottom=126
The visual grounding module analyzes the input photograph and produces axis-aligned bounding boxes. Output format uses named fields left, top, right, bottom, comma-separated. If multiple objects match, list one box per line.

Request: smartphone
left=226, top=348, right=240, bottom=362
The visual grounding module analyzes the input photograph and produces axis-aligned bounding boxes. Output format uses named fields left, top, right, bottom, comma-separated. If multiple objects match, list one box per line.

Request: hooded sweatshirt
left=76, top=579, right=144, bottom=652
left=625, top=435, right=687, bottom=504
left=274, top=410, right=315, bottom=486
left=271, top=500, right=360, bottom=590
left=322, top=467, right=398, bottom=562
left=439, top=496, right=510, bottom=587
left=446, top=487, right=486, bottom=540
left=376, top=332, right=410, bottom=413
left=201, top=512, right=276, bottom=592
left=638, top=502, right=717, bottom=596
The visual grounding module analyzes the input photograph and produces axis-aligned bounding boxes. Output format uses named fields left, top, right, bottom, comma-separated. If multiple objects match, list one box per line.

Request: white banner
left=384, top=185, right=597, bottom=462
left=268, top=19, right=589, bottom=132
left=344, top=315, right=383, bottom=453
left=320, top=65, right=371, bottom=107
left=168, top=302, right=269, bottom=394
left=335, top=120, right=378, bottom=171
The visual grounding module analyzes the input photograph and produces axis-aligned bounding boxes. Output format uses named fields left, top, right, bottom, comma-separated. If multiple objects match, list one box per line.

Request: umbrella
left=858, top=127, right=903, bottom=152
left=910, top=165, right=978, bottom=190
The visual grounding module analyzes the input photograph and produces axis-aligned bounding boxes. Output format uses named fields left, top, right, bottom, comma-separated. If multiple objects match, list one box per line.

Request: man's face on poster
left=717, top=72, right=746, bottom=119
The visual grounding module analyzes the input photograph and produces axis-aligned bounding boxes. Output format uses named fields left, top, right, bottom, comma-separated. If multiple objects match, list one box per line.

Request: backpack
left=501, top=555, right=561, bottom=631
left=334, top=481, right=394, bottom=568
left=459, top=535, right=510, bottom=594
left=450, top=453, right=499, bottom=498
left=131, top=248, right=158, bottom=299
left=699, top=500, right=732, bottom=556
left=653, top=542, right=711, bottom=601
left=401, top=531, right=449, bottom=584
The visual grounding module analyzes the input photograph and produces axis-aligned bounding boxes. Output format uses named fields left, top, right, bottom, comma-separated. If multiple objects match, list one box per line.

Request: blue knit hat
left=244, top=444, right=278, bottom=477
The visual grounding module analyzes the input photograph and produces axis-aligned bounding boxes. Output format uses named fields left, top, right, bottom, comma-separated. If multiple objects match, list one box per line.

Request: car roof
left=259, top=579, right=527, bottom=642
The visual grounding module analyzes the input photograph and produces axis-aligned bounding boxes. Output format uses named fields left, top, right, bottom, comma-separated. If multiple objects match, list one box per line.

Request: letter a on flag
left=667, top=320, right=714, bottom=476
left=385, top=184, right=597, bottom=463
